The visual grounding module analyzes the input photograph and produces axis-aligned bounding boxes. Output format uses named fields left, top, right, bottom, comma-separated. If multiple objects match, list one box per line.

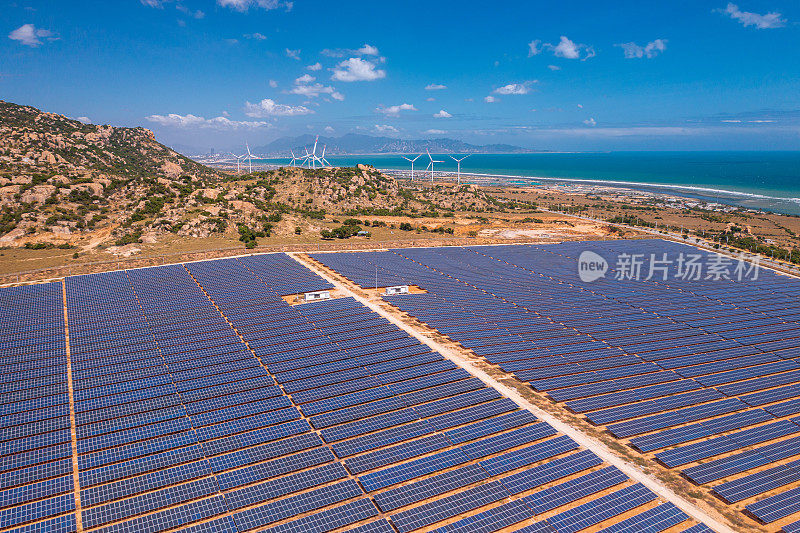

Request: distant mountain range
left=251, top=134, right=537, bottom=156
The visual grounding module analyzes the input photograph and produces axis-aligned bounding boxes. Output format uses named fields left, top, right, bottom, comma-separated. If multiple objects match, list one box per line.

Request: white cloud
left=8, top=24, right=57, bottom=47
left=426, top=97, right=435, bottom=102
left=324, top=126, right=335, bottom=134
left=75, top=117, right=91, bottom=124
left=376, top=103, right=417, bottom=116
left=176, top=5, right=205, bottom=18
left=718, top=3, right=786, bottom=29
left=484, top=95, right=498, bottom=103
left=553, top=36, right=593, bottom=59
left=357, top=43, right=379, bottom=55
left=374, top=124, right=399, bottom=134
left=494, top=81, right=535, bottom=95
left=289, top=82, right=344, bottom=100
left=217, top=0, right=293, bottom=12
left=322, top=43, right=380, bottom=57
left=424, top=129, right=447, bottom=135
left=529, top=36, right=595, bottom=61
left=332, top=58, right=386, bottom=82
left=285, top=48, right=301, bottom=60
left=244, top=99, right=313, bottom=117
left=583, top=117, right=597, bottom=127
left=547, top=65, right=561, bottom=71
left=425, top=83, right=447, bottom=91
left=306, top=62, right=322, bottom=71
left=269, top=79, right=278, bottom=88
left=295, top=74, right=315, bottom=84
left=244, top=32, right=267, bottom=40
left=616, top=39, right=667, bottom=58
left=433, top=110, right=452, bottom=118
left=146, top=113, right=270, bottom=129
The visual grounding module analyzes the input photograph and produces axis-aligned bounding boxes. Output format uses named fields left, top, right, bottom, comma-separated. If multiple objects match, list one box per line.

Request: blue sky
left=3, top=0, right=799, bottom=152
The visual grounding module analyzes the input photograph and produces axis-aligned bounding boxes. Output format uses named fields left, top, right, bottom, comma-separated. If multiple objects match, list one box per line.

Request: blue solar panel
left=428, top=498, right=534, bottom=533
left=373, top=463, right=488, bottom=512
left=746, top=486, right=800, bottom=523
left=712, top=457, right=800, bottom=503
left=597, top=502, right=689, bottom=533
left=389, top=480, right=509, bottom=533
left=540, top=483, right=656, bottom=533
left=524, top=466, right=628, bottom=514
left=230, top=479, right=362, bottom=531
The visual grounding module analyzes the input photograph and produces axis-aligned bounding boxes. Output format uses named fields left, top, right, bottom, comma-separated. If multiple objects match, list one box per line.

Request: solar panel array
left=311, top=239, right=800, bottom=531
left=0, top=283, right=74, bottom=533
left=0, top=251, right=712, bottom=533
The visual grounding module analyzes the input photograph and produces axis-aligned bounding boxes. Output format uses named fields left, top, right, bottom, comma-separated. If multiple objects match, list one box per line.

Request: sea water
left=258, top=151, right=800, bottom=215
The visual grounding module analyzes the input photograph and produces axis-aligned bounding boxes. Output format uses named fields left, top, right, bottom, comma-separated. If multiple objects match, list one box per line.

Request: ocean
left=255, top=151, right=800, bottom=216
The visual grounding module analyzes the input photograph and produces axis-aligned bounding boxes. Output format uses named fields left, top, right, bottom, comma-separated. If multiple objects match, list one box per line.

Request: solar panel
left=230, top=479, right=363, bottom=531
left=261, top=498, right=379, bottom=533
left=373, top=463, right=488, bottom=512
left=523, top=466, right=628, bottom=514
left=746, top=486, right=800, bottom=523
left=596, top=502, right=689, bottom=533
left=712, top=457, right=800, bottom=503
left=537, top=483, right=656, bottom=533
left=389, top=480, right=509, bottom=533
left=427, top=498, right=534, bottom=533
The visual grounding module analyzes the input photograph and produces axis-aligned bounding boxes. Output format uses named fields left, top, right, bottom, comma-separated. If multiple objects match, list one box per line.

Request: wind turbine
left=230, top=152, right=245, bottom=174
left=425, top=149, right=444, bottom=184
left=449, top=154, right=470, bottom=185
left=319, top=145, right=331, bottom=167
left=289, top=150, right=299, bottom=167
left=402, top=154, right=421, bottom=181
left=308, top=136, right=320, bottom=169
left=245, top=142, right=255, bottom=173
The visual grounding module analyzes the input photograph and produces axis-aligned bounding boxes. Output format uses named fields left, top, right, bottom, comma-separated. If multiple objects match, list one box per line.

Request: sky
left=2, top=0, right=799, bottom=152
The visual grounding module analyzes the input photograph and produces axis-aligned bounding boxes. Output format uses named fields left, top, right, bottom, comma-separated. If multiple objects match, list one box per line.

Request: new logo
left=578, top=251, right=608, bottom=282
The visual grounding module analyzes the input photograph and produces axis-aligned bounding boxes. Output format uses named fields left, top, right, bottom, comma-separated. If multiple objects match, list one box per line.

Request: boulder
left=0, top=227, right=25, bottom=243
left=161, top=161, right=182, bottom=179
left=20, top=184, right=56, bottom=204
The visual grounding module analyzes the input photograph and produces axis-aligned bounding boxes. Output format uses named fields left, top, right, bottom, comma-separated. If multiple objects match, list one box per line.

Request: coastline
left=201, top=151, right=800, bottom=216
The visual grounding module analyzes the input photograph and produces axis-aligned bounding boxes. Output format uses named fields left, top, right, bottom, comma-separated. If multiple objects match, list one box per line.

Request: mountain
left=0, top=101, right=222, bottom=180
left=253, top=133, right=535, bottom=156
left=0, top=100, right=227, bottom=246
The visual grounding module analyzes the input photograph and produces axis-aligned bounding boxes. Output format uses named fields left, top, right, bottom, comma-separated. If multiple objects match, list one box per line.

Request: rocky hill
left=0, top=101, right=520, bottom=252
left=0, top=101, right=221, bottom=180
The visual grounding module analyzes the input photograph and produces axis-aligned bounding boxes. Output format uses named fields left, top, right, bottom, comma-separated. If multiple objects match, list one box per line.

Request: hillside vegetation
left=0, top=101, right=529, bottom=252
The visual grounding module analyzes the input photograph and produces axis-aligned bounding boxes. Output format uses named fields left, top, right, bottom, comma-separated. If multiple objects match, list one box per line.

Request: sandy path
left=290, top=252, right=735, bottom=533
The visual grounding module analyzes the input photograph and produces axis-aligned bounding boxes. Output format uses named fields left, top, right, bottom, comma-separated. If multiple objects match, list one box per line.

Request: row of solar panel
left=0, top=251, right=708, bottom=533
left=310, top=242, right=800, bottom=527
